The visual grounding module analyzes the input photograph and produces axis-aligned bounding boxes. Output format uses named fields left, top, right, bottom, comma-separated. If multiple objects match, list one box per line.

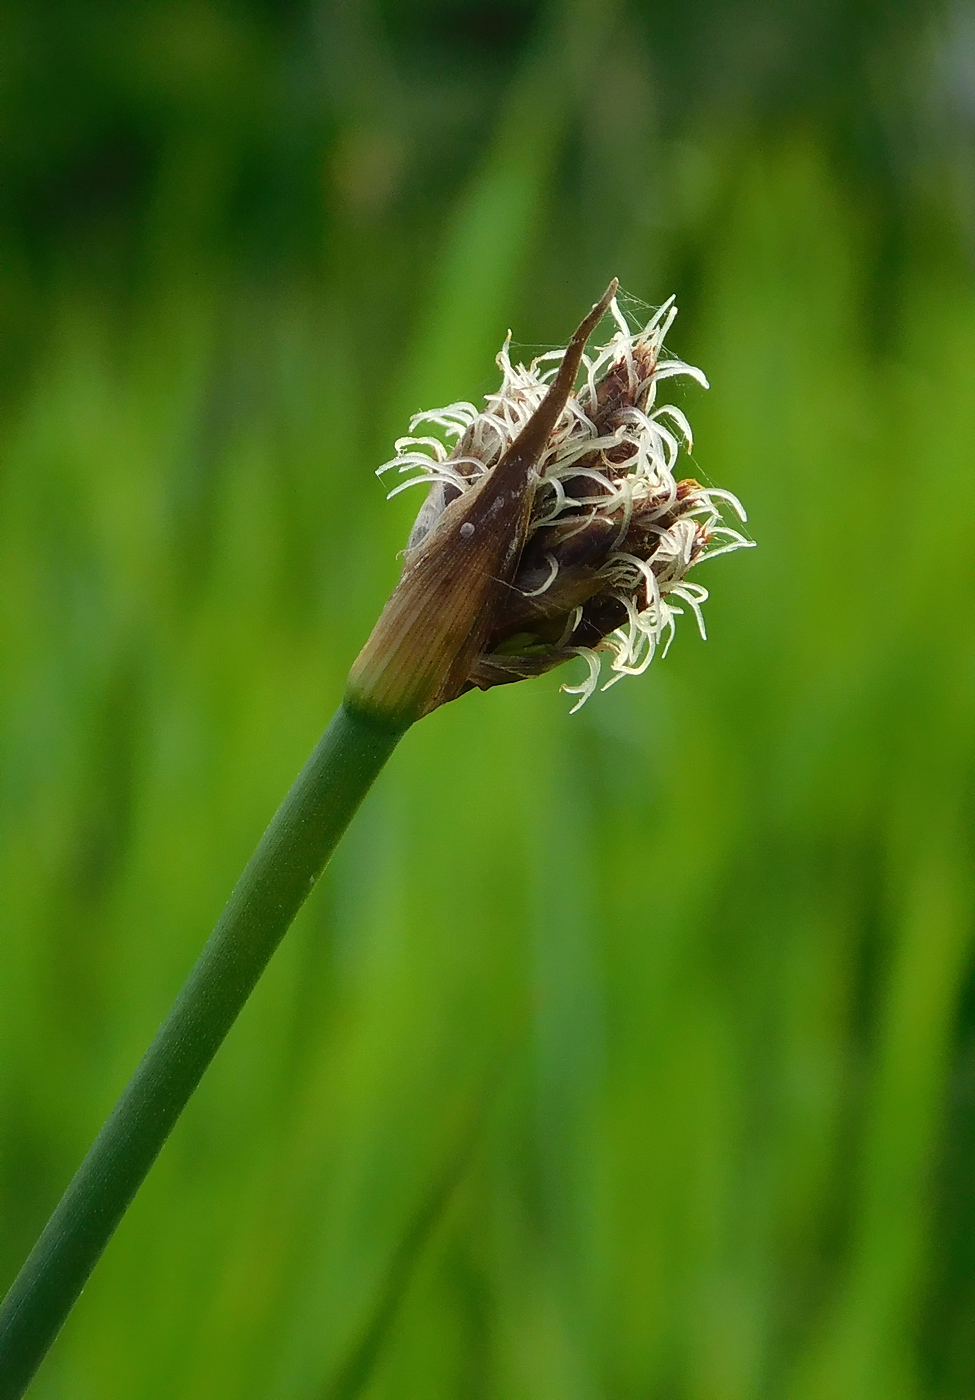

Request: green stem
left=0, top=701, right=406, bottom=1400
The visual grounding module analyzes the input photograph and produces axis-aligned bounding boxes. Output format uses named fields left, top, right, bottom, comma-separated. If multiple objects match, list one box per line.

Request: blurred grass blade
left=320, top=1113, right=481, bottom=1400
left=793, top=807, right=975, bottom=1400
left=392, top=0, right=620, bottom=422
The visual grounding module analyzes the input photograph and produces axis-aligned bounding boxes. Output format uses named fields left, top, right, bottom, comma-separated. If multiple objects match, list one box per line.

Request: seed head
left=346, top=283, right=753, bottom=725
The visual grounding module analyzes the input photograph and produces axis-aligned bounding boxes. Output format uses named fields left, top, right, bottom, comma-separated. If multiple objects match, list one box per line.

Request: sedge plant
left=0, top=281, right=750, bottom=1397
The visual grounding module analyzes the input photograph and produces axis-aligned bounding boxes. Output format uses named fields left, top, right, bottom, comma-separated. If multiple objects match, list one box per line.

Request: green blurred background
left=2, top=1, right=975, bottom=1395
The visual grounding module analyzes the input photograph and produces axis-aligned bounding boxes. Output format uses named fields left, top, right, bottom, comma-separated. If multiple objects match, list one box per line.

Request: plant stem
left=0, top=701, right=406, bottom=1400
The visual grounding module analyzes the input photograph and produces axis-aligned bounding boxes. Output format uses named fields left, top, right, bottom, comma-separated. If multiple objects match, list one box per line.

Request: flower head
left=347, top=283, right=752, bottom=726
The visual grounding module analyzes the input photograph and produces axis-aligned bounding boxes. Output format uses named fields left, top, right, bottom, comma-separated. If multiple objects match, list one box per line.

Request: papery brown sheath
left=346, top=281, right=619, bottom=724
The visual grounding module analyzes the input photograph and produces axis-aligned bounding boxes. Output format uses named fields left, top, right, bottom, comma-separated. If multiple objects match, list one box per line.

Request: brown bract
left=346, top=281, right=619, bottom=725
